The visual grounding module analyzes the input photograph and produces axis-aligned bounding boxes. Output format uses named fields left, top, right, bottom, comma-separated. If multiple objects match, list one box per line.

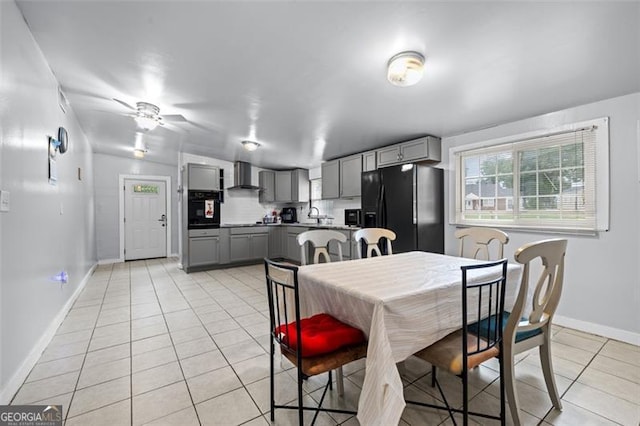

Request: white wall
left=93, top=153, right=179, bottom=261
left=0, top=0, right=97, bottom=401
left=442, top=93, right=640, bottom=343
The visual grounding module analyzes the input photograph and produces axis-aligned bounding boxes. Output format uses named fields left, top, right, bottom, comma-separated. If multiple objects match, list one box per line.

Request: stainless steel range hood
left=228, top=161, right=261, bottom=190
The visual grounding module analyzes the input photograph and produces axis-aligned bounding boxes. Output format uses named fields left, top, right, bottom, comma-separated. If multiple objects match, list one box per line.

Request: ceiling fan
left=113, top=98, right=191, bottom=131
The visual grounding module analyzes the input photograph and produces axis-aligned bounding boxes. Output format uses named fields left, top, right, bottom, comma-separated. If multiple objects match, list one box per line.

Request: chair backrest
left=296, top=230, right=347, bottom=265
left=264, top=259, right=302, bottom=360
left=353, top=228, right=396, bottom=259
left=505, top=239, right=567, bottom=341
left=455, top=227, right=509, bottom=260
left=462, top=259, right=509, bottom=362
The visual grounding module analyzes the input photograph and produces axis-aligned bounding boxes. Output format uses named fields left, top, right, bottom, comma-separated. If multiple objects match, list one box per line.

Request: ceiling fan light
left=387, top=51, right=425, bottom=87
left=242, top=140, right=260, bottom=151
left=135, top=115, right=159, bottom=131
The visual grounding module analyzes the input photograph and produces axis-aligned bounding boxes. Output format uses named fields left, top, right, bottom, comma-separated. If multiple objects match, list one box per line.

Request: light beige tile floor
left=10, top=259, right=640, bottom=425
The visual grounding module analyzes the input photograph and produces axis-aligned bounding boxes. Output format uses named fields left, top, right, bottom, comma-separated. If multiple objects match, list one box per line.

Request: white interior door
left=124, top=179, right=167, bottom=260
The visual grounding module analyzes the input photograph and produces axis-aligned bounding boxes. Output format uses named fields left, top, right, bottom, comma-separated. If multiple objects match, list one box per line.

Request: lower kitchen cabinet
left=230, top=235, right=252, bottom=262
left=328, top=229, right=351, bottom=261
left=229, top=227, right=269, bottom=263
left=285, top=226, right=314, bottom=264
left=252, top=233, right=269, bottom=259
left=186, top=229, right=221, bottom=270
left=287, top=233, right=301, bottom=263
left=268, top=227, right=284, bottom=258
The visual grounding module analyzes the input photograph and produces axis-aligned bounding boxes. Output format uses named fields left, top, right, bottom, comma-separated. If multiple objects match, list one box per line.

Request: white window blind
left=452, top=118, right=609, bottom=233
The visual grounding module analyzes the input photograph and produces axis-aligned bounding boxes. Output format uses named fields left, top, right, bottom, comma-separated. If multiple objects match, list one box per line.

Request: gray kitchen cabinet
left=187, top=228, right=220, bottom=270
left=275, top=171, right=292, bottom=202
left=275, top=169, right=309, bottom=203
left=377, top=136, right=441, bottom=167
left=339, top=154, right=362, bottom=198
left=363, top=151, right=377, bottom=172
left=377, top=145, right=402, bottom=167
left=327, top=229, right=351, bottom=261
left=259, top=170, right=275, bottom=203
left=252, top=233, right=269, bottom=259
left=229, top=235, right=252, bottom=262
left=229, top=227, right=269, bottom=263
left=285, top=226, right=311, bottom=263
left=269, top=226, right=284, bottom=257
left=321, top=160, right=340, bottom=199
left=188, top=163, right=220, bottom=191
left=287, top=233, right=301, bottom=263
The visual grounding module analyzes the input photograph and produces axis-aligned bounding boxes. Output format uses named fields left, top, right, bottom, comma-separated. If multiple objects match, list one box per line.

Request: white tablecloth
left=297, top=251, right=523, bottom=426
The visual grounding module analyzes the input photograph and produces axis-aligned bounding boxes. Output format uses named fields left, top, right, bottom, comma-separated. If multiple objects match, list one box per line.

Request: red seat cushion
left=274, top=313, right=365, bottom=357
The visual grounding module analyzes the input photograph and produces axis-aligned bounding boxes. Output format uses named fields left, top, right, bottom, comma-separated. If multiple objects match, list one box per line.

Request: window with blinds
left=452, top=117, right=609, bottom=232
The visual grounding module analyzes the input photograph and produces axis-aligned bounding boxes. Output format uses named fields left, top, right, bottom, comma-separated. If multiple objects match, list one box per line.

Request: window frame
left=450, top=117, right=609, bottom=233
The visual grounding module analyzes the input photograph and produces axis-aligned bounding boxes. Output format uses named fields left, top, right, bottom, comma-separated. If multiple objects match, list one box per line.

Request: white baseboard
left=97, top=258, right=122, bottom=265
left=0, top=263, right=98, bottom=404
left=554, top=315, right=640, bottom=346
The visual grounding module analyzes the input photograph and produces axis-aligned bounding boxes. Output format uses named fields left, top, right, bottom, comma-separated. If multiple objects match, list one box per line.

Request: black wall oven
left=188, top=191, right=221, bottom=229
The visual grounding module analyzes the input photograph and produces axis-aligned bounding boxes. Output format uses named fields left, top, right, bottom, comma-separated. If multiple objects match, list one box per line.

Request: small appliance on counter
left=280, top=207, right=297, bottom=223
left=262, top=210, right=279, bottom=224
left=344, top=208, right=362, bottom=227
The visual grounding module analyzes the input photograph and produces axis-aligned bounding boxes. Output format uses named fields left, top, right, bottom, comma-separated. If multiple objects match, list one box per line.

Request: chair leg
left=270, top=340, right=275, bottom=422
left=503, top=346, right=521, bottom=426
left=462, top=368, right=468, bottom=426
left=431, top=365, right=437, bottom=387
left=498, top=352, right=506, bottom=426
left=298, top=366, right=304, bottom=425
left=336, top=367, right=344, bottom=396
left=540, top=331, right=563, bottom=410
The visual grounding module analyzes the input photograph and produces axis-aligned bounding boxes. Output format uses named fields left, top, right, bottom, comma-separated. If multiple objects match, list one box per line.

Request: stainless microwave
left=344, top=209, right=361, bottom=226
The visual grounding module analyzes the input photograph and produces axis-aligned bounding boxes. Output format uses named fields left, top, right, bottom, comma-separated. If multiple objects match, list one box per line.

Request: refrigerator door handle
left=412, top=169, right=418, bottom=225
left=380, top=185, right=387, bottom=228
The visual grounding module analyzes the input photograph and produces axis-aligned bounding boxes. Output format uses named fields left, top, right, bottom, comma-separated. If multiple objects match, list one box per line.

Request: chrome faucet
left=308, top=206, right=320, bottom=224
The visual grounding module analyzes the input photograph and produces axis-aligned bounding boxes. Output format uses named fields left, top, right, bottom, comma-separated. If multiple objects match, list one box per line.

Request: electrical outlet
left=0, top=190, right=9, bottom=212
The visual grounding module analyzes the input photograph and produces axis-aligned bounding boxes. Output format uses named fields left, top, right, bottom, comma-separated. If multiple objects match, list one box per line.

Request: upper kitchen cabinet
left=321, top=154, right=363, bottom=199
left=187, top=163, right=220, bottom=191
left=363, top=151, right=377, bottom=172
left=259, top=170, right=275, bottom=203
left=339, top=154, right=362, bottom=198
left=321, top=160, right=340, bottom=199
left=275, top=169, right=309, bottom=203
left=377, top=136, right=441, bottom=168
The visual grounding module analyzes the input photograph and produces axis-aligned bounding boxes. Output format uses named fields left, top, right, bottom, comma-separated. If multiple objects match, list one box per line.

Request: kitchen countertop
left=221, top=223, right=360, bottom=231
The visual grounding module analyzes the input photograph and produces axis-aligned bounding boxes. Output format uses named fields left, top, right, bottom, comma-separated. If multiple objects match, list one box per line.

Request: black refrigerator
left=361, top=164, right=444, bottom=254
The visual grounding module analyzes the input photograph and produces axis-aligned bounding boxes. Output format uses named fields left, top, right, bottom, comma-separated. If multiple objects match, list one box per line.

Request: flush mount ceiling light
left=134, top=102, right=162, bottom=131
left=387, top=51, right=425, bottom=87
left=242, top=140, right=260, bottom=151
left=133, top=147, right=147, bottom=159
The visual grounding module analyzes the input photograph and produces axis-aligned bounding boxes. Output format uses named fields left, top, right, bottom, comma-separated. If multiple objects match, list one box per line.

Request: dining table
left=297, top=251, right=523, bottom=426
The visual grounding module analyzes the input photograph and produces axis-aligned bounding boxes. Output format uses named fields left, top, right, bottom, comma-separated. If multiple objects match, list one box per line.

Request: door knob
left=158, top=214, right=167, bottom=227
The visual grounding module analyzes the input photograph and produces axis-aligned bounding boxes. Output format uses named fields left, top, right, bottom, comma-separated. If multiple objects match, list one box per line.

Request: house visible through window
left=452, top=117, right=609, bottom=232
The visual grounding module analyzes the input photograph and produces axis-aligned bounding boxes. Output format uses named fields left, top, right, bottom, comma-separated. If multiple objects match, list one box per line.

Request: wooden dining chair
left=455, top=238, right=567, bottom=425
left=297, top=229, right=347, bottom=266
left=353, top=228, right=396, bottom=258
left=502, top=238, right=567, bottom=425
left=455, top=227, right=509, bottom=260
left=264, top=259, right=368, bottom=425
left=296, top=229, right=349, bottom=395
left=407, top=259, right=509, bottom=425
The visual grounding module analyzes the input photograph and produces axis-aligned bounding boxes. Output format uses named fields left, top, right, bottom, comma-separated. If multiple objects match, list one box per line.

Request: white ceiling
left=16, top=1, right=640, bottom=169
